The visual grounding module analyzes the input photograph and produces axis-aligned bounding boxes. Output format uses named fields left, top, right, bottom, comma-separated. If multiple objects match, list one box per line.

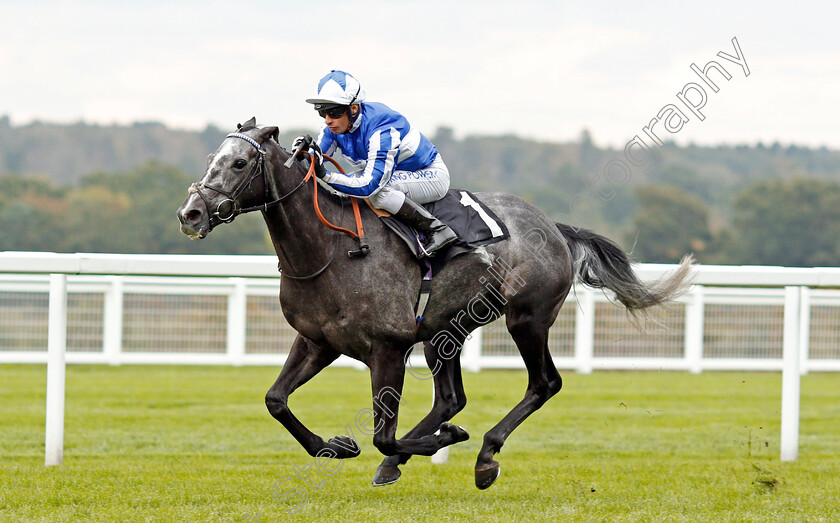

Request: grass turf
left=1, top=364, right=839, bottom=521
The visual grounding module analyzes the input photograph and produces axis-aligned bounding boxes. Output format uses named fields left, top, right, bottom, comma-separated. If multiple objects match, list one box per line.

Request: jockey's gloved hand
left=291, top=134, right=314, bottom=157
left=309, top=142, right=327, bottom=179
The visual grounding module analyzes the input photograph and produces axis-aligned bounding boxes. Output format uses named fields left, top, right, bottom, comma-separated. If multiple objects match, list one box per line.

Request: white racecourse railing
left=2, top=251, right=840, bottom=466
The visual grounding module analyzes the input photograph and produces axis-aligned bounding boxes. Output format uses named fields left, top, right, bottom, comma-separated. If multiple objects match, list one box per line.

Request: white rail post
left=798, top=286, right=810, bottom=376
left=227, top=278, right=248, bottom=366
left=684, top=286, right=705, bottom=374
left=45, top=273, right=68, bottom=466
left=103, top=276, right=124, bottom=366
left=780, top=286, right=802, bottom=461
left=430, top=446, right=449, bottom=463
left=462, top=326, right=482, bottom=373
left=574, top=288, right=595, bottom=374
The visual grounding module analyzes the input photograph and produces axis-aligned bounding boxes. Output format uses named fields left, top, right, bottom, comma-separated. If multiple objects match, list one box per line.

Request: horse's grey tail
left=556, top=223, right=695, bottom=315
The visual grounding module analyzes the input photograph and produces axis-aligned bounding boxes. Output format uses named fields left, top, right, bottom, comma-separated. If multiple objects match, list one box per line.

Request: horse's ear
left=257, top=126, right=280, bottom=144
left=237, top=117, right=257, bottom=130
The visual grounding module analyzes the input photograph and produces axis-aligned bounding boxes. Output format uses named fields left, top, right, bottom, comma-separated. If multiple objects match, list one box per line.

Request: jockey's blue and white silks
left=316, top=102, right=444, bottom=204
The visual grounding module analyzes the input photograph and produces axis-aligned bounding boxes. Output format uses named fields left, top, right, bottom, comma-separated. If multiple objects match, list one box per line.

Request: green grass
left=1, top=365, right=839, bottom=522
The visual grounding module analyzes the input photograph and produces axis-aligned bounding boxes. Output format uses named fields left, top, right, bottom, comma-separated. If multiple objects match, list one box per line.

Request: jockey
left=294, top=70, right=457, bottom=257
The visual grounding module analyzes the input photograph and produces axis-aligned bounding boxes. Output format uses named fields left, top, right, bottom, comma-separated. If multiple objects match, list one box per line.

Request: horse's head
left=177, top=118, right=280, bottom=240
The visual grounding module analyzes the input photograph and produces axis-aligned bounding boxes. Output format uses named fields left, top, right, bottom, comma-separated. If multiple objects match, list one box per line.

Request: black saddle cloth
left=381, top=189, right=509, bottom=275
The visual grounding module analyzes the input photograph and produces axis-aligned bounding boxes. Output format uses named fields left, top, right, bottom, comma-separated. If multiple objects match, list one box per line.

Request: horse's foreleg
left=264, top=335, right=360, bottom=459
left=372, top=341, right=467, bottom=486
left=369, top=346, right=469, bottom=462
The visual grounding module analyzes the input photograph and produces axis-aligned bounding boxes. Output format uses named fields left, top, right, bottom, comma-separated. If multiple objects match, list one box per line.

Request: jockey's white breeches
left=367, top=154, right=450, bottom=214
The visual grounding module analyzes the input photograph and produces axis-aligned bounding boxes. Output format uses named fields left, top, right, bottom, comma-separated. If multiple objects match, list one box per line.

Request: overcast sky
left=1, top=0, right=838, bottom=149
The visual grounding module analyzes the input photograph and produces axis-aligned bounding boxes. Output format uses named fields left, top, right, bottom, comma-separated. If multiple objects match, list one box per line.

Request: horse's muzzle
left=177, top=203, right=209, bottom=240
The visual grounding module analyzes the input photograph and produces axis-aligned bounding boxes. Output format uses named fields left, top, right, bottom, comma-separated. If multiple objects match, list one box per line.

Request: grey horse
left=176, top=120, right=693, bottom=489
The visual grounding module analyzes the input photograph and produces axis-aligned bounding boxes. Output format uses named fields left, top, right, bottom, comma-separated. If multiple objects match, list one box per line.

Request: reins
left=307, top=154, right=369, bottom=257
left=276, top=152, right=370, bottom=280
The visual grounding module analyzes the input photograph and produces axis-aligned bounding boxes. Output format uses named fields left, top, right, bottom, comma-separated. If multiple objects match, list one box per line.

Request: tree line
left=2, top=117, right=840, bottom=266
left=626, top=178, right=840, bottom=266
left=0, top=162, right=271, bottom=255
left=3, top=160, right=838, bottom=267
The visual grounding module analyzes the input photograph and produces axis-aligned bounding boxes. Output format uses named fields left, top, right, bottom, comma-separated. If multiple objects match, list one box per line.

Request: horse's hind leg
left=372, top=340, right=467, bottom=486
left=475, top=311, right=562, bottom=489
left=368, top=344, right=470, bottom=462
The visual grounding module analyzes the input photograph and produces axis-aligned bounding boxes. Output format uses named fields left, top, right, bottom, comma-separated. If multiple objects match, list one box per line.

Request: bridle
left=190, top=131, right=343, bottom=280
left=189, top=132, right=309, bottom=227
left=189, top=129, right=369, bottom=280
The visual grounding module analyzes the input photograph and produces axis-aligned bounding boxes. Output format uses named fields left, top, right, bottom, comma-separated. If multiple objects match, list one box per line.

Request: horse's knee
left=452, top=396, right=467, bottom=417
left=549, top=375, right=563, bottom=395
left=265, top=391, right=288, bottom=417
left=528, top=382, right=558, bottom=409
left=450, top=394, right=467, bottom=418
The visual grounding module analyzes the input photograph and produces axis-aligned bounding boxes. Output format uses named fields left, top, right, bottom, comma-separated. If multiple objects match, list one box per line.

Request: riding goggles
left=315, top=105, right=348, bottom=119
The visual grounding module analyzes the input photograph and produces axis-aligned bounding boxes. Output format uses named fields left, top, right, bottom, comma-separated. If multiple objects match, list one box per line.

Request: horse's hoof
left=440, top=422, right=470, bottom=443
left=371, top=464, right=401, bottom=487
left=475, top=460, right=501, bottom=490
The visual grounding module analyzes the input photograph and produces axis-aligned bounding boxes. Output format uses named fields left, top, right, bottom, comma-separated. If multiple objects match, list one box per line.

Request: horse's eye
left=233, top=159, right=247, bottom=169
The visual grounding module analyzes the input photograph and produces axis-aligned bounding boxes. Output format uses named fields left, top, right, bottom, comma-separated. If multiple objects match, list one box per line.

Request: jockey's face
left=325, top=104, right=359, bottom=134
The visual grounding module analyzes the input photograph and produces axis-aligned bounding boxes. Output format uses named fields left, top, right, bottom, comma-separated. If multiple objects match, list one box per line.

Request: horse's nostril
left=185, top=209, right=202, bottom=223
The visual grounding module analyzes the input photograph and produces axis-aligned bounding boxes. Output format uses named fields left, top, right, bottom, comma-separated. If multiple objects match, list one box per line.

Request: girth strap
left=414, top=262, right=434, bottom=326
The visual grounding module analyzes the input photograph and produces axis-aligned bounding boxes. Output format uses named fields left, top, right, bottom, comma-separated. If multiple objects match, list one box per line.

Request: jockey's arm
left=320, top=128, right=400, bottom=198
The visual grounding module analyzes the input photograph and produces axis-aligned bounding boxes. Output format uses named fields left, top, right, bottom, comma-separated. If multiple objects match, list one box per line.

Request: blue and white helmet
left=305, top=70, right=366, bottom=107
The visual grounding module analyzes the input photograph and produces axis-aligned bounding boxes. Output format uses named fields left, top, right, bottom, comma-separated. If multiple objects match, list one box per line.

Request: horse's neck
left=263, top=149, right=342, bottom=276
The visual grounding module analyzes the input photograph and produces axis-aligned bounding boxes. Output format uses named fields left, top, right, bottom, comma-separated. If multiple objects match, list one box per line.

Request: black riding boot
left=394, top=197, right=457, bottom=257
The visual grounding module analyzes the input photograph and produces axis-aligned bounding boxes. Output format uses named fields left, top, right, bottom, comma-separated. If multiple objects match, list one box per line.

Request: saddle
left=370, top=189, right=509, bottom=325
left=303, top=154, right=508, bottom=270
left=373, top=189, right=510, bottom=276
